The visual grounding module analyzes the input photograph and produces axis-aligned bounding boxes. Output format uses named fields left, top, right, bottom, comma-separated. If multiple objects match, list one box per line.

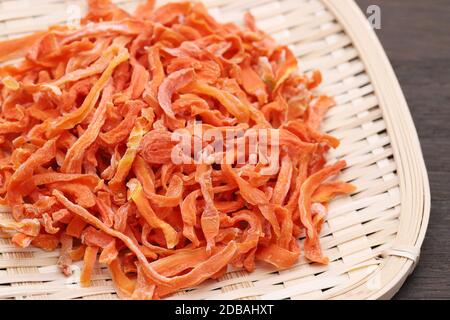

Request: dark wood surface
left=354, top=0, right=450, bottom=300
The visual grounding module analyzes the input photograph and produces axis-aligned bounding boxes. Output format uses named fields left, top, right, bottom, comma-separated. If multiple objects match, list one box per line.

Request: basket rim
left=323, top=0, right=431, bottom=300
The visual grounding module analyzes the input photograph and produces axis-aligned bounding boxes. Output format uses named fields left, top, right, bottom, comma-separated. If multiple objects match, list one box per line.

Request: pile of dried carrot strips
left=0, top=0, right=355, bottom=299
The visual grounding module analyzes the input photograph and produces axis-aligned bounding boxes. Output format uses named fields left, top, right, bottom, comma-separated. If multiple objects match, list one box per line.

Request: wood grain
left=355, top=0, right=450, bottom=300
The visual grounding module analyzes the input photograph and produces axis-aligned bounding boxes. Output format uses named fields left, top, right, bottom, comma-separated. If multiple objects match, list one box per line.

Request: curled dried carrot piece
left=0, top=219, right=40, bottom=236
left=11, top=233, right=34, bottom=248
left=146, top=175, right=184, bottom=207
left=241, top=60, right=268, bottom=105
left=61, top=81, right=114, bottom=173
left=305, top=96, right=336, bottom=131
left=256, top=242, right=300, bottom=270
left=32, top=234, right=60, bottom=252
left=127, top=179, right=179, bottom=249
left=99, top=240, right=118, bottom=265
left=186, top=81, right=251, bottom=123
left=49, top=47, right=130, bottom=136
left=139, top=130, right=179, bottom=164
left=196, top=164, right=219, bottom=251
left=131, top=263, right=156, bottom=300
left=42, top=213, right=60, bottom=234
left=222, top=163, right=281, bottom=238
left=299, top=160, right=347, bottom=264
left=312, top=181, right=356, bottom=203
left=273, top=46, right=298, bottom=92
left=7, top=139, right=57, bottom=211
left=180, top=190, right=201, bottom=247
left=109, top=118, right=151, bottom=201
left=0, top=31, right=47, bottom=62
left=109, top=258, right=137, bottom=298
left=70, top=245, right=87, bottom=261
left=158, top=68, right=195, bottom=120
left=99, top=100, right=145, bottom=145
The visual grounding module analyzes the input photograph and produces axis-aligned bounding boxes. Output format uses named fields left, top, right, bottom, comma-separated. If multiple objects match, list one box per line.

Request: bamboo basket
left=0, top=0, right=430, bottom=300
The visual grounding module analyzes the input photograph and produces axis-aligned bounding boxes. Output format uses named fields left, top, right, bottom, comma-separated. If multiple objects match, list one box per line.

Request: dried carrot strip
left=99, top=100, right=145, bottom=146
left=53, top=209, right=73, bottom=224
left=69, top=245, right=87, bottom=261
left=132, top=155, right=156, bottom=193
left=180, top=190, right=201, bottom=247
left=312, top=181, right=356, bottom=203
left=32, top=234, right=60, bottom=251
left=222, top=163, right=281, bottom=238
left=0, top=31, right=47, bottom=62
left=58, top=233, right=73, bottom=276
left=99, top=240, right=118, bottom=265
left=109, top=258, right=136, bottom=298
left=95, top=191, right=115, bottom=227
left=299, top=160, right=347, bottom=264
left=305, top=96, right=336, bottom=131
left=146, top=175, right=184, bottom=207
left=82, top=226, right=115, bottom=248
left=49, top=182, right=97, bottom=208
left=273, top=47, right=298, bottom=92
left=158, top=68, right=195, bottom=120
left=80, top=245, right=99, bottom=287
left=66, top=216, right=88, bottom=238
left=144, top=45, right=165, bottom=108
left=241, top=59, right=268, bottom=105
left=127, top=179, right=179, bottom=249
left=7, top=139, right=56, bottom=210
left=151, top=2, right=193, bottom=25
left=271, top=156, right=293, bottom=206
left=131, top=263, right=156, bottom=300
left=11, top=233, right=34, bottom=248
left=109, top=118, right=150, bottom=200
left=49, top=47, right=130, bottom=136
left=61, top=81, right=114, bottom=173
left=186, top=81, right=251, bottom=123
left=0, top=219, right=40, bottom=236
left=256, top=242, right=300, bottom=270
left=32, top=173, right=100, bottom=188
left=196, top=164, right=219, bottom=251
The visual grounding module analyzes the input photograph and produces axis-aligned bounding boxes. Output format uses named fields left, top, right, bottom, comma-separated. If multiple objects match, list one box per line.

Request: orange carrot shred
left=299, top=160, right=347, bottom=264
left=80, top=245, right=99, bottom=287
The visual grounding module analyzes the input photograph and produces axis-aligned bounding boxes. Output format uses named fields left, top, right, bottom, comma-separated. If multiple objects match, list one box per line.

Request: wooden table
left=355, top=0, right=450, bottom=300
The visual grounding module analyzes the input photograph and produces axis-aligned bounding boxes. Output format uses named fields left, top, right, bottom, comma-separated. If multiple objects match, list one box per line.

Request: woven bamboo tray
left=0, top=0, right=430, bottom=300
